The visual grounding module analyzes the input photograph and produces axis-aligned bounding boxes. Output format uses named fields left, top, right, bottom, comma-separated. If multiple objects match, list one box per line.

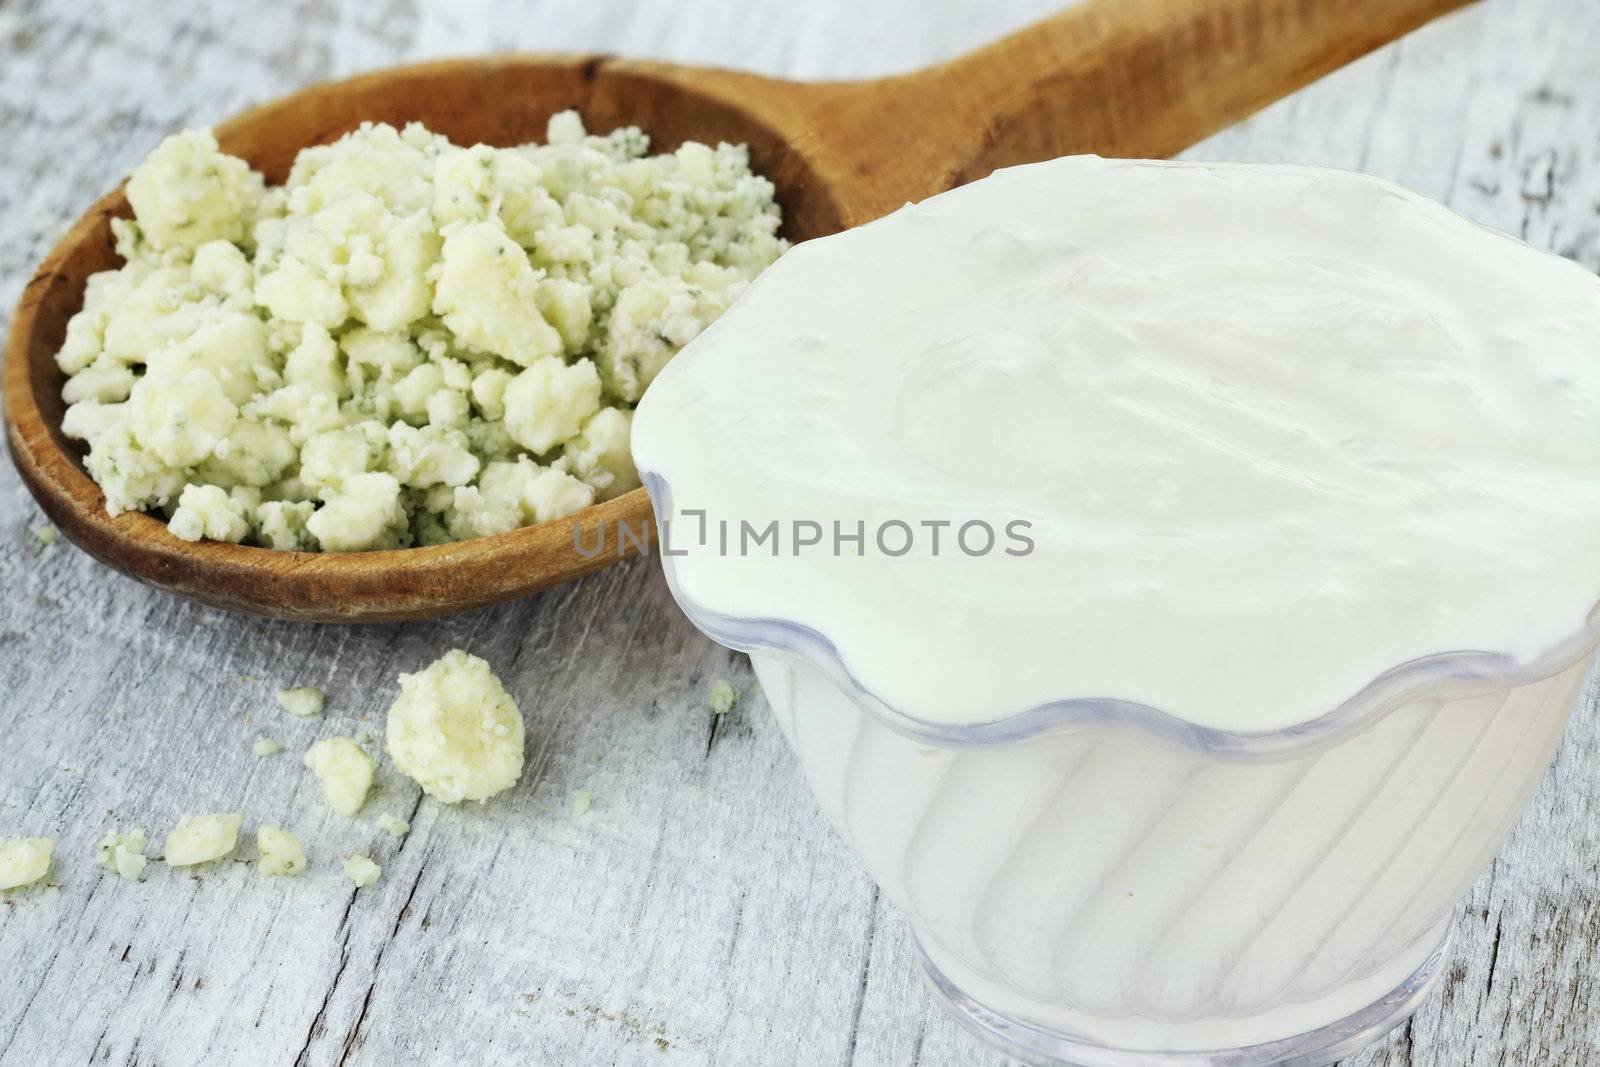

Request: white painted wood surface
left=3, top=1, right=1600, bottom=1064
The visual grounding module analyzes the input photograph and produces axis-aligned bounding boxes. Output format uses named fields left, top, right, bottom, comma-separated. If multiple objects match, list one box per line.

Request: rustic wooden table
left=3, top=1, right=1599, bottom=1064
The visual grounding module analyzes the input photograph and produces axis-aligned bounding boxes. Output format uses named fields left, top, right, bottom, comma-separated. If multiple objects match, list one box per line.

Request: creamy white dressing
left=632, top=156, right=1600, bottom=732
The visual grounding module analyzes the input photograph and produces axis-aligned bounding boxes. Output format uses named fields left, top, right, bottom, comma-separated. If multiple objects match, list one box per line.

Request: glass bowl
left=642, top=471, right=1599, bottom=1066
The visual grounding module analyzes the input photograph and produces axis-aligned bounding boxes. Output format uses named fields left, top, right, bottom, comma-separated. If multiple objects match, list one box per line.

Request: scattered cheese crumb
left=253, top=737, right=283, bottom=757
left=376, top=814, right=410, bottom=838
left=386, top=649, right=524, bottom=804
left=95, top=827, right=148, bottom=881
left=163, top=813, right=242, bottom=866
left=571, top=788, right=592, bottom=817
left=0, top=838, right=53, bottom=890
left=304, top=736, right=374, bottom=817
left=708, top=678, right=739, bottom=715
left=344, top=853, right=381, bottom=887
left=257, top=826, right=307, bottom=877
left=34, top=524, right=59, bottom=547
left=276, top=686, right=325, bottom=717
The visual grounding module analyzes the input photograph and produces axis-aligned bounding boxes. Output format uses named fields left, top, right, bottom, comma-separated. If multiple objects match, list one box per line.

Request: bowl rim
left=640, top=469, right=1600, bottom=756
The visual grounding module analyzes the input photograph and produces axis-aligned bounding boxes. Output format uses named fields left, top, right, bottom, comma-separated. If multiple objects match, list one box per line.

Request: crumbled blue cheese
left=0, top=838, right=53, bottom=889
left=96, top=827, right=148, bottom=881
left=344, top=853, right=381, bottom=887
left=571, top=787, right=593, bottom=817
left=253, top=737, right=283, bottom=757
left=502, top=356, right=601, bottom=453
left=163, top=813, right=242, bottom=866
left=386, top=649, right=523, bottom=804
left=124, top=129, right=263, bottom=251
left=257, top=826, right=307, bottom=876
left=276, top=686, right=325, bottom=717
left=304, top=736, right=374, bottom=817
left=375, top=814, right=410, bottom=838
left=555, top=407, right=639, bottom=501
left=57, top=113, right=785, bottom=550
left=169, top=483, right=251, bottom=542
left=708, top=678, right=739, bottom=715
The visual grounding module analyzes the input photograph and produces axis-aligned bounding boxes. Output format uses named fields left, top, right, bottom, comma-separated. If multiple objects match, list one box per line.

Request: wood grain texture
left=2, top=0, right=1600, bottom=1065
left=3, top=0, right=1462, bottom=622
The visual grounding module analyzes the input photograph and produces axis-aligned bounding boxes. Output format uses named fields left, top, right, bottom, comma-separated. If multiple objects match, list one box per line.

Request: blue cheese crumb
left=708, top=678, right=739, bottom=715
left=258, top=826, right=307, bottom=877
left=276, top=686, right=325, bottom=717
left=0, top=838, right=54, bottom=890
left=304, top=736, right=374, bottom=817
left=376, top=814, right=410, bottom=838
left=163, top=813, right=242, bottom=866
left=344, top=853, right=381, bottom=887
left=96, top=827, right=148, bottom=881
left=386, top=649, right=523, bottom=804
left=571, top=787, right=593, bottom=817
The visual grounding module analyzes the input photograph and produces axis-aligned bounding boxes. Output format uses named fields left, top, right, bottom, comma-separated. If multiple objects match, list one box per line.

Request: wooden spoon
left=4, top=0, right=1470, bottom=622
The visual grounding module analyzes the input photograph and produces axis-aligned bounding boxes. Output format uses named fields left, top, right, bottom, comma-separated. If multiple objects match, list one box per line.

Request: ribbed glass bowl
left=642, top=471, right=1599, bottom=1066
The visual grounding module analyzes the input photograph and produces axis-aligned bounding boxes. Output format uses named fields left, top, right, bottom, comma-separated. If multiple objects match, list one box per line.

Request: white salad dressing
left=633, top=155, right=1600, bottom=733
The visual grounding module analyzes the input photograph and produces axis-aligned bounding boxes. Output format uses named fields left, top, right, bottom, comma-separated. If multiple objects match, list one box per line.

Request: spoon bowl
left=2, top=0, right=1469, bottom=621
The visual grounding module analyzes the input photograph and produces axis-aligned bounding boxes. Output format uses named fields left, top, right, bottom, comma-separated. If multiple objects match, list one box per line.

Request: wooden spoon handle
left=814, top=0, right=1473, bottom=223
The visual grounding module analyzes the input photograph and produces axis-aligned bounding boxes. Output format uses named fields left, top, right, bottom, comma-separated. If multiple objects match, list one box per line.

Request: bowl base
left=913, top=916, right=1456, bottom=1067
